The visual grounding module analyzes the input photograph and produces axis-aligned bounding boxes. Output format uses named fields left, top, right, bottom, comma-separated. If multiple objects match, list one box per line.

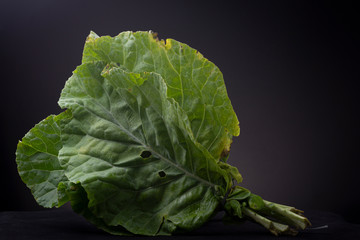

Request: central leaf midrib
left=105, top=108, right=216, bottom=188
left=71, top=96, right=216, bottom=188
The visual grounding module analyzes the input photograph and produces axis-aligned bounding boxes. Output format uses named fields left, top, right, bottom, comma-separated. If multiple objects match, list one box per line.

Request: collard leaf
left=15, top=112, right=71, bottom=207
left=218, top=161, right=243, bottom=183
left=58, top=61, right=230, bottom=235
left=14, top=31, right=310, bottom=236
left=248, top=194, right=265, bottom=211
left=224, top=199, right=243, bottom=218
left=227, top=186, right=251, bottom=201
left=82, top=31, right=239, bottom=161
left=15, top=109, right=134, bottom=234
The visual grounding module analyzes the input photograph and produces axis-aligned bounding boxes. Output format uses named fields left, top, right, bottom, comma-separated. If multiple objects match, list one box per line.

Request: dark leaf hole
left=141, top=151, right=151, bottom=158
left=158, top=171, right=166, bottom=178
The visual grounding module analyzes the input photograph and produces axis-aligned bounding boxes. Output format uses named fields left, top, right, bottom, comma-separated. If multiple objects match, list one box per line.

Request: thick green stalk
left=242, top=207, right=298, bottom=236
left=223, top=186, right=311, bottom=236
left=261, top=200, right=311, bottom=230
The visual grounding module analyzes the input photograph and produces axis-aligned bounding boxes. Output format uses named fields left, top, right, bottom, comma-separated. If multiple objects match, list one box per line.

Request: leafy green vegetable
left=15, top=31, right=310, bottom=236
left=16, top=111, right=71, bottom=208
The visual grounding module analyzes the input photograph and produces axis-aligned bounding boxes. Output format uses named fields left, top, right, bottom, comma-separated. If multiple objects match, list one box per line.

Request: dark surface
left=0, top=208, right=359, bottom=240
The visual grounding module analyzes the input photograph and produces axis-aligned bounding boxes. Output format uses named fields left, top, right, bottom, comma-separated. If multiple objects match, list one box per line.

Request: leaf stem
left=223, top=187, right=311, bottom=236
left=261, top=200, right=311, bottom=230
left=242, top=207, right=298, bottom=236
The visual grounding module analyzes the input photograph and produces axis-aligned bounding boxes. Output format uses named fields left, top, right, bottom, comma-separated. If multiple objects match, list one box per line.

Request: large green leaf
left=15, top=110, right=133, bottom=234
left=14, top=31, right=310, bottom=237
left=82, top=31, right=239, bottom=161
left=58, top=61, right=230, bottom=235
left=15, top=112, right=71, bottom=207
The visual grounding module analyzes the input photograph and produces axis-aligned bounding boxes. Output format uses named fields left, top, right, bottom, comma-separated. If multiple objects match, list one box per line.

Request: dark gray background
left=1, top=0, right=359, bottom=223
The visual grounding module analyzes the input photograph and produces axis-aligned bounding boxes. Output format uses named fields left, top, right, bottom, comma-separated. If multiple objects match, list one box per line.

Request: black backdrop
left=1, top=0, right=359, bottom=223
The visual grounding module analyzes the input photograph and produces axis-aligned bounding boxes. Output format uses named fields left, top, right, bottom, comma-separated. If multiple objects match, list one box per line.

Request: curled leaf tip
left=86, top=31, right=99, bottom=42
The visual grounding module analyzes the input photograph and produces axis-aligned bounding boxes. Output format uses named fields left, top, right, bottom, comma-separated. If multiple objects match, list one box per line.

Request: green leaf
left=15, top=111, right=71, bottom=208
left=218, top=161, right=243, bottom=183
left=57, top=61, right=230, bottom=235
left=227, top=186, right=251, bottom=201
left=14, top=31, right=311, bottom=237
left=225, top=199, right=243, bottom=218
left=248, top=194, right=265, bottom=211
left=82, top=31, right=239, bottom=161
left=15, top=110, right=126, bottom=234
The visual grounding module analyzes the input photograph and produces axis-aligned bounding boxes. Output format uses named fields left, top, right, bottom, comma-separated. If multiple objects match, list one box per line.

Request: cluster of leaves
left=16, top=31, right=310, bottom=236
